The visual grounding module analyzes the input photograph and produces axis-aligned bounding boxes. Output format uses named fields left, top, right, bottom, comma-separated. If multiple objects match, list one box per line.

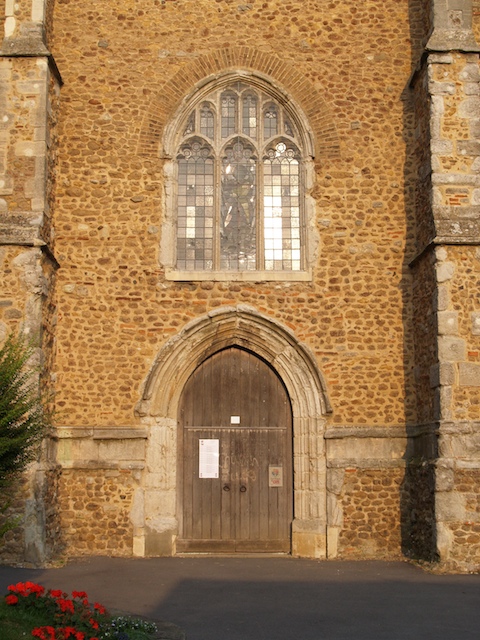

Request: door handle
left=223, top=485, right=230, bottom=492
left=240, top=485, right=247, bottom=493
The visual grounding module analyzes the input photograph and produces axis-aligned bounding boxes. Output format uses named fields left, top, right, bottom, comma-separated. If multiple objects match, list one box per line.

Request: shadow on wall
left=398, top=0, right=438, bottom=563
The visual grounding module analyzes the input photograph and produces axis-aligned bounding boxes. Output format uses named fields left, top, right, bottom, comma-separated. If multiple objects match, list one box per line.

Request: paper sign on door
left=199, top=439, right=219, bottom=478
left=269, top=465, right=283, bottom=487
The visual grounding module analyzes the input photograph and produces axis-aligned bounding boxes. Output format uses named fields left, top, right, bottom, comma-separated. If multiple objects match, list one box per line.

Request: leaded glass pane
left=176, top=140, right=214, bottom=271
left=221, top=93, right=237, bottom=138
left=263, top=142, right=301, bottom=271
left=242, top=94, right=257, bottom=139
left=175, top=84, right=305, bottom=274
left=221, top=141, right=256, bottom=270
left=264, top=104, right=278, bottom=139
left=200, top=103, right=215, bottom=139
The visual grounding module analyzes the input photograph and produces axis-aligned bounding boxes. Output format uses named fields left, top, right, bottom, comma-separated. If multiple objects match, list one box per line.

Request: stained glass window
left=221, top=141, right=257, bottom=270
left=200, top=103, right=214, bottom=139
left=242, top=94, right=257, bottom=139
left=175, top=83, right=304, bottom=273
left=264, top=104, right=278, bottom=139
left=263, top=142, right=301, bottom=271
left=177, top=140, right=214, bottom=271
left=221, top=93, right=237, bottom=138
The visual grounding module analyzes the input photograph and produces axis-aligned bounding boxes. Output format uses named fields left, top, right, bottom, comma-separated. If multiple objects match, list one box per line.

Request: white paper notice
left=199, top=439, right=219, bottom=478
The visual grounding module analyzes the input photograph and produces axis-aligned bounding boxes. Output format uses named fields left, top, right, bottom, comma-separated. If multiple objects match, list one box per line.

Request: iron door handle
left=223, top=485, right=230, bottom=492
left=240, top=485, right=247, bottom=493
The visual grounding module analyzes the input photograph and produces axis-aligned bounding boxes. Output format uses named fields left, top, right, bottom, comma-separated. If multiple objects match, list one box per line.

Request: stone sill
left=59, top=461, right=145, bottom=470
left=55, top=427, right=148, bottom=440
left=327, top=459, right=407, bottom=469
left=165, top=268, right=312, bottom=282
left=325, top=426, right=407, bottom=439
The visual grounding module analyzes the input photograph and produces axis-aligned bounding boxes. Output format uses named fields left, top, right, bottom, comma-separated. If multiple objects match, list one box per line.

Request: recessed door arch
left=136, top=306, right=331, bottom=559
left=177, top=347, right=293, bottom=552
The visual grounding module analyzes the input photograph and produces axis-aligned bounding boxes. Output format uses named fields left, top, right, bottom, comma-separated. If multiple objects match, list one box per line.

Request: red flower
left=72, top=591, right=88, bottom=600
left=32, top=627, right=56, bottom=640
left=89, top=618, right=99, bottom=630
left=5, top=594, right=18, bottom=605
left=50, top=589, right=64, bottom=598
left=26, top=582, right=45, bottom=597
left=56, top=598, right=75, bottom=614
left=12, top=581, right=28, bottom=596
left=93, top=603, right=106, bottom=615
left=7, top=584, right=17, bottom=592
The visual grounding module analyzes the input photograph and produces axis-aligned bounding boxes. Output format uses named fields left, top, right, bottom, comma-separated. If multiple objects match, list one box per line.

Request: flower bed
left=2, top=582, right=158, bottom=640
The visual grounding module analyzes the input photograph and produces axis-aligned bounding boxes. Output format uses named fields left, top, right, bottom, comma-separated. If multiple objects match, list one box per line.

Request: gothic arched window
left=171, top=81, right=310, bottom=277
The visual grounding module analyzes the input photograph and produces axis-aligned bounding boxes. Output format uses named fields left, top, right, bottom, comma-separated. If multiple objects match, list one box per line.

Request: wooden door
left=177, top=347, right=293, bottom=553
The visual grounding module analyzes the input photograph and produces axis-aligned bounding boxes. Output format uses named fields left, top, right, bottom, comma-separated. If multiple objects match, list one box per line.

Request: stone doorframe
left=135, top=305, right=332, bottom=557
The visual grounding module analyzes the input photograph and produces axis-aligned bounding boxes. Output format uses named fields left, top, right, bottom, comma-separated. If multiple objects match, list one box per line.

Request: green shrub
left=0, top=332, right=50, bottom=538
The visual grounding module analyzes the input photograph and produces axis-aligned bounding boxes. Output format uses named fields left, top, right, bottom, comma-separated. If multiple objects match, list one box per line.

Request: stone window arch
left=162, top=73, right=317, bottom=281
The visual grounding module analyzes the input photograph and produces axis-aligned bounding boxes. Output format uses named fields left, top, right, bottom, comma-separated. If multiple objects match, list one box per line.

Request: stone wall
left=416, top=2, right=480, bottom=571
left=448, top=469, right=480, bottom=568
left=58, top=468, right=138, bottom=556
left=402, top=460, right=438, bottom=561
left=337, top=468, right=404, bottom=559
left=50, top=0, right=422, bottom=427
left=0, top=476, right=28, bottom=563
left=47, top=0, right=427, bottom=561
left=0, top=0, right=61, bottom=564
left=1, top=0, right=479, bottom=570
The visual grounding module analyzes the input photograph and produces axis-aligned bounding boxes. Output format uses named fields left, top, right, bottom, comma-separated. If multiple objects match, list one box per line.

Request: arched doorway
left=136, top=306, right=331, bottom=558
left=177, top=347, right=293, bottom=552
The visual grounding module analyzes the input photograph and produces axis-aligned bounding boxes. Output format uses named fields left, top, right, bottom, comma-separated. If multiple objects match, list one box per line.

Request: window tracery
left=173, top=81, right=307, bottom=275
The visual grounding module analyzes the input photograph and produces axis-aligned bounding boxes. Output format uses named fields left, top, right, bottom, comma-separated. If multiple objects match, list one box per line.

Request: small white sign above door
left=230, top=416, right=240, bottom=424
left=199, top=439, right=219, bottom=478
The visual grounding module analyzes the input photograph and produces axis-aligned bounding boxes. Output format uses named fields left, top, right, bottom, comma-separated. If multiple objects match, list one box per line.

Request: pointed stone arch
left=137, top=46, right=341, bottom=161
left=136, top=305, right=331, bottom=558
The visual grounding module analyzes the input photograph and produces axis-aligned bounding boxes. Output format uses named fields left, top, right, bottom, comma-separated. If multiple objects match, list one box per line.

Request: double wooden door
left=177, top=347, right=293, bottom=553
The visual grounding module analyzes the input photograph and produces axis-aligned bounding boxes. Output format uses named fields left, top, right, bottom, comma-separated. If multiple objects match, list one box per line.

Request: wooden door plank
left=176, top=539, right=236, bottom=553
left=220, top=430, right=233, bottom=540
left=235, top=539, right=290, bottom=552
left=178, top=347, right=293, bottom=553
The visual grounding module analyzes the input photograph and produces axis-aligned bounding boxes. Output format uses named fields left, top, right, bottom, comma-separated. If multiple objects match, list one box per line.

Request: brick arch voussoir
left=137, top=46, right=341, bottom=161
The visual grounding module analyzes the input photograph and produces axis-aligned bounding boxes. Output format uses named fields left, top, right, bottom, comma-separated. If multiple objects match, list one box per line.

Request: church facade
left=1, top=0, right=480, bottom=571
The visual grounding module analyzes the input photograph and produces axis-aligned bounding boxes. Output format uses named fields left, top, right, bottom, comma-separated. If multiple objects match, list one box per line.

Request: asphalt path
left=1, top=557, right=480, bottom=640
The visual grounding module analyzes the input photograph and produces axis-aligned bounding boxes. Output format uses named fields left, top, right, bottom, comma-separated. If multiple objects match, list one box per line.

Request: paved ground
left=1, top=557, right=480, bottom=640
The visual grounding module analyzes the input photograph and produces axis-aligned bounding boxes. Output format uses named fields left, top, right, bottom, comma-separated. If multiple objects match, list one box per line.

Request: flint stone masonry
left=0, top=0, right=479, bottom=571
